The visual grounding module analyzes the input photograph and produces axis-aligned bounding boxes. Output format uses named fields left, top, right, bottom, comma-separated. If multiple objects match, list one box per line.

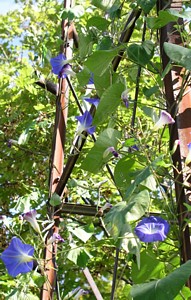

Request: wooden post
left=40, top=1, right=74, bottom=299
left=159, top=0, right=191, bottom=288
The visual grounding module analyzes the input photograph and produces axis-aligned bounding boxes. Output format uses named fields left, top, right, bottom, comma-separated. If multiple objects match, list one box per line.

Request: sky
left=0, top=0, right=20, bottom=15
left=0, top=0, right=63, bottom=15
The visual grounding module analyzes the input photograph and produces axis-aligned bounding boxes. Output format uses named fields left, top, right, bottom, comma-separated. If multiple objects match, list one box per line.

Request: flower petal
left=50, top=53, right=67, bottom=75
left=1, top=237, right=34, bottom=277
left=76, top=111, right=95, bottom=135
left=22, top=210, right=41, bottom=233
left=84, top=98, right=100, bottom=108
left=134, top=216, right=170, bottom=243
left=154, top=110, right=175, bottom=130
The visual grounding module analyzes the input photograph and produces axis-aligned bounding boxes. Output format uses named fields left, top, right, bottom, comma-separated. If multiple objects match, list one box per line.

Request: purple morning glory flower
left=50, top=53, right=75, bottom=78
left=84, top=98, right=100, bottom=108
left=22, top=210, right=41, bottom=234
left=103, top=146, right=119, bottom=158
left=47, top=233, right=65, bottom=245
left=102, top=202, right=112, bottom=211
left=76, top=110, right=96, bottom=135
left=185, top=142, right=191, bottom=165
left=134, top=216, right=170, bottom=243
left=1, top=237, right=34, bottom=277
left=74, top=289, right=89, bottom=299
left=7, top=139, right=18, bottom=148
left=7, top=139, right=13, bottom=148
left=154, top=110, right=175, bottom=130
left=121, top=89, right=129, bottom=108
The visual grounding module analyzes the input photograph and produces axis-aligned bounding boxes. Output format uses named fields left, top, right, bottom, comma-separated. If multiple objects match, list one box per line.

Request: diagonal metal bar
left=112, top=9, right=141, bottom=72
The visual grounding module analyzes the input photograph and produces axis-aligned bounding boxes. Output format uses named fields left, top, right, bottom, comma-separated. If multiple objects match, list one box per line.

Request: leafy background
left=1, top=0, right=191, bottom=299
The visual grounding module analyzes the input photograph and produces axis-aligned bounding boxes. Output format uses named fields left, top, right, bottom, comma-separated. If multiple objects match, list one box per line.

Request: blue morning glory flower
left=76, top=110, right=95, bottom=135
left=1, top=237, right=34, bottom=277
left=134, top=216, right=170, bottom=243
left=88, top=72, right=94, bottom=84
left=84, top=98, right=100, bottom=108
left=50, top=53, right=75, bottom=78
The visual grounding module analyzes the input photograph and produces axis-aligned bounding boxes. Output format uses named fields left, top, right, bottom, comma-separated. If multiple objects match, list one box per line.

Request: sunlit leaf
left=132, top=250, right=166, bottom=283
left=164, top=42, right=191, bottom=71
left=137, top=0, right=157, bottom=13
left=49, top=193, right=61, bottom=206
left=147, top=11, right=178, bottom=29
left=87, top=16, right=110, bottom=31
left=68, top=223, right=94, bottom=243
left=84, top=48, right=120, bottom=76
left=67, top=246, right=91, bottom=267
left=81, top=128, right=121, bottom=173
left=93, top=82, right=125, bottom=125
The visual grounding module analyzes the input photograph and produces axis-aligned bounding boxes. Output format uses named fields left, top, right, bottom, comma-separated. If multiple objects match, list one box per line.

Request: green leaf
left=67, top=246, right=91, bottom=267
left=120, top=231, right=141, bottom=269
left=140, top=174, right=157, bottom=191
left=125, top=190, right=150, bottom=221
left=143, top=85, right=159, bottom=98
left=31, top=272, right=46, bottom=288
left=14, top=192, right=39, bottom=212
left=137, top=0, right=157, bottom=13
left=84, top=48, right=119, bottom=76
left=104, top=203, right=131, bottom=239
left=18, top=121, right=36, bottom=145
left=104, top=190, right=150, bottom=238
left=68, top=223, right=94, bottom=243
left=104, top=193, right=147, bottom=266
left=87, top=16, right=110, bottom=31
left=132, top=250, right=166, bottom=283
left=164, top=42, right=191, bottom=71
left=77, top=67, right=91, bottom=86
left=93, top=82, right=125, bottom=125
left=91, top=0, right=117, bottom=10
left=167, top=8, right=191, bottom=20
left=125, top=167, right=152, bottom=198
left=114, top=157, right=151, bottom=197
left=142, top=40, right=155, bottom=58
left=131, top=260, right=191, bottom=300
left=81, top=128, right=121, bottom=173
left=78, top=33, right=93, bottom=58
left=49, top=193, right=61, bottom=206
left=97, top=36, right=113, bottom=50
left=146, top=11, right=178, bottom=30
left=33, top=103, right=45, bottom=111
left=93, top=70, right=112, bottom=97
left=18, top=129, right=30, bottom=145
left=61, top=5, right=84, bottom=20
left=127, top=42, right=154, bottom=67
